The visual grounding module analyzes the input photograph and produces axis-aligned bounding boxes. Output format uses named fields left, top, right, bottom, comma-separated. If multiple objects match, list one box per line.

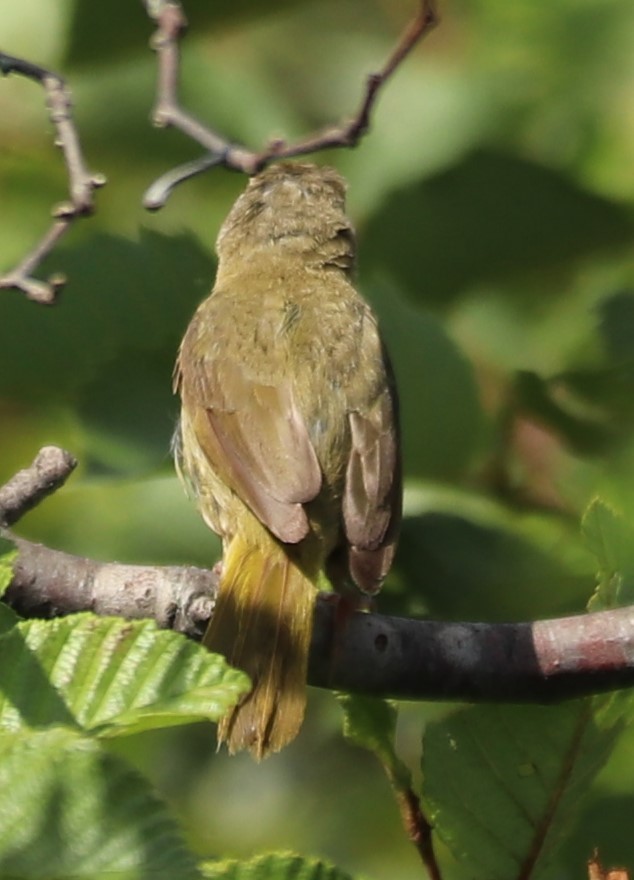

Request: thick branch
left=6, top=535, right=634, bottom=703
left=5, top=537, right=215, bottom=640
left=142, top=0, right=438, bottom=208
left=0, top=51, right=105, bottom=303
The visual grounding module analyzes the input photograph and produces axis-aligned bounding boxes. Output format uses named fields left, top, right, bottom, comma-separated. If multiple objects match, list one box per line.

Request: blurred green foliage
left=1, top=0, right=634, bottom=877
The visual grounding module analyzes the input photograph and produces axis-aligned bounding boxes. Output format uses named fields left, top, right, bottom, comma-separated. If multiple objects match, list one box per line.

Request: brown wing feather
left=343, top=386, right=401, bottom=594
left=179, top=355, right=322, bottom=545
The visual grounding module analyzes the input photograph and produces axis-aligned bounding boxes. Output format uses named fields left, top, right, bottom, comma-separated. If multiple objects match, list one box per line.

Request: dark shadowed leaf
left=65, top=0, right=309, bottom=68
left=422, top=700, right=627, bottom=880
left=361, top=150, right=633, bottom=308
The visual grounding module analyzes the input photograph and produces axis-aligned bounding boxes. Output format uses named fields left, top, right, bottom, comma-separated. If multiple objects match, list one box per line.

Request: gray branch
left=3, top=446, right=632, bottom=702
left=4, top=534, right=634, bottom=703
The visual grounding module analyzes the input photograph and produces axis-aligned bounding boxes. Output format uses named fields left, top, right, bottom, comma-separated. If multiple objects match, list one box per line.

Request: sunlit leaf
left=201, top=852, right=360, bottom=880
left=0, top=613, right=250, bottom=736
left=582, top=498, right=634, bottom=609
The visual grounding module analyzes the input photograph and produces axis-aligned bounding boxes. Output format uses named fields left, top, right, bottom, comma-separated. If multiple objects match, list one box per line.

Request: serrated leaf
left=0, top=726, right=201, bottom=879
left=0, top=613, right=250, bottom=736
left=339, top=694, right=410, bottom=789
left=421, top=700, right=625, bottom=880
left=582, top=499, right=634, bottom=609
left=201, top=851, right=360, bottom=880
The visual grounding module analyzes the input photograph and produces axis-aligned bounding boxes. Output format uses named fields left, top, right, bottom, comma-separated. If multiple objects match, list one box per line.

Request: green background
left=1, top=0, right=634, bottom=877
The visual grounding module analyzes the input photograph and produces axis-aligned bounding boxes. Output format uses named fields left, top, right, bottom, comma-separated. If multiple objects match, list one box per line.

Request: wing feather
left=182, top=355, right=322, bottom=545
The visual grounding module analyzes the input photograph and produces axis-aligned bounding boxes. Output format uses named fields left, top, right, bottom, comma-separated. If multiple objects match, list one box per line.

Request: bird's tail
left=204, top=530, right=316, bottom=759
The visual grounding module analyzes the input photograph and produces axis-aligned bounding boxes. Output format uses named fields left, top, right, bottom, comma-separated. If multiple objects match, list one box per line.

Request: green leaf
left=0, top=539, right=20, bottom=635
left=0, top=613, right=250, bottom=736
left=582, top=498, right=634, bottom=609
left=0, top=726, right=201, bottom=879
left=361, top=149, right=633, bottom=308
left=0, top=231, right=214, bottom=474
left=65, top=0, right=307, bottom=68
left=366, top=279, right=484, bottom=480
left=421, top=700, right=626, bottom=880
left=598, top=288, right=634, bottom=364
left=397, top=506, right=590, bottom=622
left=0, top=537, right=17, bottom=598
left=201, top=852, right=360, bottom=880
left=0, top=604, right=20, bottom=636
left=339, top=694, right=410, bottom=790
left=515, top=370, right=615, bottom=456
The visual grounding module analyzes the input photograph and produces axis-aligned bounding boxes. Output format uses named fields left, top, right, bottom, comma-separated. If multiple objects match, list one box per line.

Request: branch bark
left=5, top=534, right=634, bottom=703
left=3, top=447, right=633, bottom=703
left=0, top=446, right=76, bottom=527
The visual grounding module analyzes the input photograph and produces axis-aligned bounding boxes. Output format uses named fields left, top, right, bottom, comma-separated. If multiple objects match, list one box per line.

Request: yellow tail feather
left=204, top=531, right=316, bottom=760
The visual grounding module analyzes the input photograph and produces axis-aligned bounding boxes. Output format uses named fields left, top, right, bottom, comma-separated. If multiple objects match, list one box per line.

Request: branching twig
left=142, top=0, right=439, bottom=208
left=0, top=52, right=105, bottom=303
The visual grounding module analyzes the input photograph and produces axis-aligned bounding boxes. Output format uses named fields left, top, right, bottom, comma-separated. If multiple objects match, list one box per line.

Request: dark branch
left=0, top=51, right=105, bottom=303
left=5, top=533, right=634, bottom=703
left=0, top=446, right=76, bottom=527
left=142, top=0, right=438, bottom=208
left=3, top=447, right=633, bottom=703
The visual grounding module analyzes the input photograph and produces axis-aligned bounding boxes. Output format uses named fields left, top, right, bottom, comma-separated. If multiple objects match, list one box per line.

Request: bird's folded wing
left=187, top=358, right=322, bottom=544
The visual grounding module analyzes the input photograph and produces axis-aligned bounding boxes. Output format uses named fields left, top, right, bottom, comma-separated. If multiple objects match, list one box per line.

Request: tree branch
left=5, top=537, right=215, bottom=641
left=3, top=447, right=633, bottom=703
left=0, top=51, right=105, bottom=303
left=142, top=0, right=439, bottom=209
left=4, top=533, right=634, bottom=703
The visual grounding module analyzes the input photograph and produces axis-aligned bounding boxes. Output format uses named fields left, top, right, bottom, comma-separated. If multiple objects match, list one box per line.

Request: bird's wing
left=177, top=354, right=322, bottom=544
left=342, top=382, right=401, bottom=594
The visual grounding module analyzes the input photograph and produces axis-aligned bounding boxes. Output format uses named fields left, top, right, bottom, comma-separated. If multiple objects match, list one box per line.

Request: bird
left=173, top=162, right=401, bottom=759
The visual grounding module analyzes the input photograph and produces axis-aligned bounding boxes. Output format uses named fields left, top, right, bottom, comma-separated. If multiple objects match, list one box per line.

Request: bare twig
left=0, top=446, right=76, bottom=527
left=142, top=0, right=438, bottom=208
left=395, top=787, right=442, bottom=880
left=0, top=51, right=105, bottom=303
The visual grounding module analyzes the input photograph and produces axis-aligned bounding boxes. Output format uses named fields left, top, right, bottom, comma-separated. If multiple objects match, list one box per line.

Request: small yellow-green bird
left=174, top=162, right=401, bottom=759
